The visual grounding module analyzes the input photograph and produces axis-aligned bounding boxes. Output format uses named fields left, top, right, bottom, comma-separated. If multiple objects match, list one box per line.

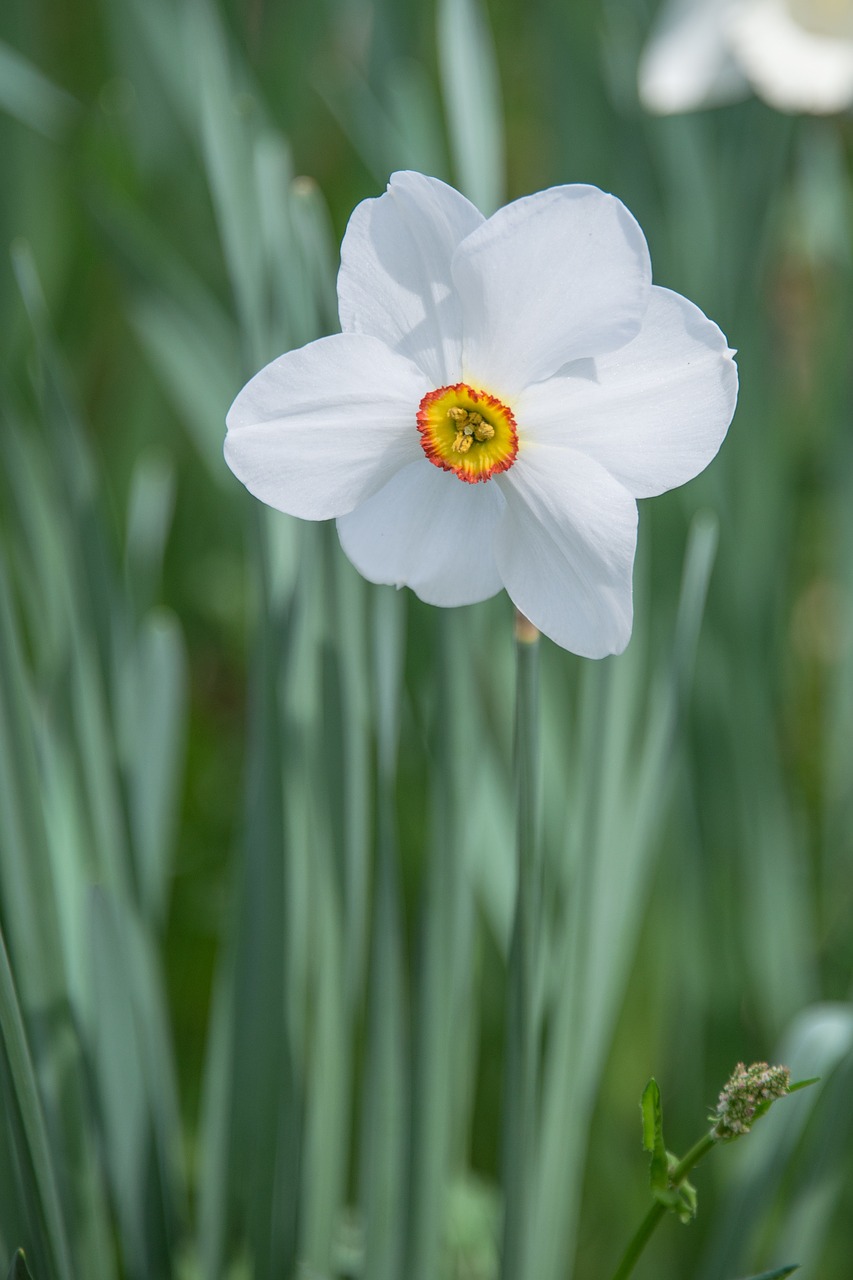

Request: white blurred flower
left=639, top=0, right=853, bottom=115
left=225, top=172, right=737, bottom=658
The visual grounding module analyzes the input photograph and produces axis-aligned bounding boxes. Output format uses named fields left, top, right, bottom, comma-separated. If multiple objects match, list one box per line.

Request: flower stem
left=500, top=612, right=542, bottom=1280
left=609, top=1132, right=717, bottom=1280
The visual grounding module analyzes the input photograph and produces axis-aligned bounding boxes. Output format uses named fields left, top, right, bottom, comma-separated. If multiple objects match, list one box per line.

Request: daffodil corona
left=224, top=172, right=738, bottom=657
left=417, top=384, right=518, bottom=482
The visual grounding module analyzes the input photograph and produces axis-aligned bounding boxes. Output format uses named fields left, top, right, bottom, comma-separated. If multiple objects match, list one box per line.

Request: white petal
left=336, top=460, right=505, bottom=606
left=494, top=446, right=638, bottom=658
left=515, top=287, right=738, bottom=499
left=337, top=171, right=484, bottom=386
left=638, top=0, right=749, bottom=113
left=731, top=0, right=853, bottom=113
left=452, top=186, right=652, bottom=396
left=224, top=334, right=428, bottom=520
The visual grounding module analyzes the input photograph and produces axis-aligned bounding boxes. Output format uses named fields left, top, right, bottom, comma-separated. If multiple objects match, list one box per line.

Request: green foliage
left=641, top=1079, right=668, bottom=1195
left=731, top=1267, right=799, bottom=1280
left=640, top=1079, right=696, bottom=1224
left=6, top=1252, right=34, bottom=1280
left=1, top=0, right=853, bottom=1278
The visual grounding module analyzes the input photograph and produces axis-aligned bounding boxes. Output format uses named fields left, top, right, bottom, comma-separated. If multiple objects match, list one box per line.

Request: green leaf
left=436, top=0, right=505, bottom=214
left=730, top=1267, right=799, bottom=1280
left=641, top=1079, right=668, bottom=1194
left=787, top=1078, right=819, bottom=1093
left=7, top=1251, right=34, bottom=1280
left=0, top=41, right=78, bottom=139
left=0, top=926, right=73, bottom=1279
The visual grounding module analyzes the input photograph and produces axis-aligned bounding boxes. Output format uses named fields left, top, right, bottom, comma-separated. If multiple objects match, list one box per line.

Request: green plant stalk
left=500, top=615, right=542, bottom=1280
left=610, top=1132, right=718, bottom=1280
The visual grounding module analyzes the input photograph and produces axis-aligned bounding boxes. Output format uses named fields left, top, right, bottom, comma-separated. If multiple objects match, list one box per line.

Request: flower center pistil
left=417, top=383, right=518, bottom=483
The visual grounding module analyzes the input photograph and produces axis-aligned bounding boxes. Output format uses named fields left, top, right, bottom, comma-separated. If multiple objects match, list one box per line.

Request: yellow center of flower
left=417, top=383, right=518, bottom=483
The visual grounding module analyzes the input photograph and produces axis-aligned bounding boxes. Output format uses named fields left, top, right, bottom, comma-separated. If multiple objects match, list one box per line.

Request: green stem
left=609, top=1132, right=717, bottom=1280
left=500, top=613, right=542, bottom=1280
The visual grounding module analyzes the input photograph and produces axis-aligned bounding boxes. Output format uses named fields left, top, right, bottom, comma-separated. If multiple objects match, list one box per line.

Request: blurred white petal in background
left=640, top=0, right=853, bottom=114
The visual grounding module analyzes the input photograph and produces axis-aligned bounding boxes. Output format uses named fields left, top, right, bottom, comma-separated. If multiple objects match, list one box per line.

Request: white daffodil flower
left=639, top=0, right=853, bottom=115
left=225, top=172, right=737, bottom=658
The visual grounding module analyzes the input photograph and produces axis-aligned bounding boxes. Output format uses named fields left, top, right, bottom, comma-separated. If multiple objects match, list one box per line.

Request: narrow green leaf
left=116, top=608, right=188, bottom=927
left=87, top=889, right=161, bottom=1269
left=787, top=1078, right=819, bottom=1094
left=288, top=176, right=339, bottom=338
left=195, top=950, right=237, bottom=1280
left=0, top=41, right=78, bottom=138
left=298, top=825, right=349, bottom=1274
left=641, top=1079, right=668, bottom=1194
left=385, top=58, right=448, bottom=179
left=119, top=0, right=195, bottom=128
left=252, top=132, right=300, bottom=352
left=672, top=510, right=718, bottom=700
left=640, top=1079, right=660, bottom=1152
left=0, top=562, right=65, bottom=1007
left=124, top=452, right=176, bottom=614
left=436, top=0, right=505, bottom=214
left=6, top=1250, right=34, bottom=1280
left=501, top=623, right=543, bottom=1280
left=316, top=70, right=409, bottom=186
left=184, top=0, right=267, bottom=366
left=360, top=839, right=407, bottom=1280
left=10, top=242, right=98, bottom=514
left=0, top=927, right=73, bottom=1280
left=406, top=611, right=476, bottom=1280
left=128, top=293, right=240, bottom=480
left=731, top=1267, right=799, bottom=1280
left=528, top=519, right=719, bottom=1280
left=360, top=588, right=408, bottom=1280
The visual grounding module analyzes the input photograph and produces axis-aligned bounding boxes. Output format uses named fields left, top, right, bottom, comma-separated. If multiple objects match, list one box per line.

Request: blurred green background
left=2, top=0, right=853, bottom=1277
